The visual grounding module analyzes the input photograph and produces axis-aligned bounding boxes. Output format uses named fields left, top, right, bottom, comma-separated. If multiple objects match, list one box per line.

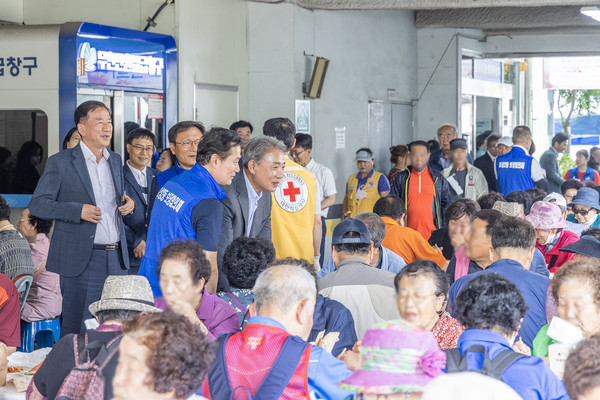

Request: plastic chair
left=12, top=274, right=33, bottom=313
left=20, top=318, right=61, bottom=353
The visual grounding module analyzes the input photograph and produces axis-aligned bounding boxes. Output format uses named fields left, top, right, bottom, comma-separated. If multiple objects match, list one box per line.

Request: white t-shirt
left=306, top=159, right=337, bottom=218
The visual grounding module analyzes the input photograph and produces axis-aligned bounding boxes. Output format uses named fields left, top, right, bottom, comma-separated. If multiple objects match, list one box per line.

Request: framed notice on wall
left=295, top=100, right=310, bottom=133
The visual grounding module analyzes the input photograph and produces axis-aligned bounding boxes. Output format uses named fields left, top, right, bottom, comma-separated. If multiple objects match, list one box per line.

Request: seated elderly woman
left=566, top=188, right=600, bottom=230
left=532, top=260, right=600, bottom=357
left=339, top=319, right=445, bottom=399
left=563, top=334, right=600, bottom=400
left=395, top=260, right=462, bottom=350
left=525, top=201, right=578, bottom=273
left=113, top=309, right=215, bottom=400
left=17, top=208, right=62, bottom=322
left=451, top=273, right=569, bottom=400
left=217, top=236, right=276, bottom=328
left=155, top=239, right=239, bottom=340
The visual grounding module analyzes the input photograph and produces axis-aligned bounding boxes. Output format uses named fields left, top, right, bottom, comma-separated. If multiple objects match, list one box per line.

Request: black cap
left=450, top=138, right=468, bottom=151
left=332, top=218, right=371, bottom=246
left=559, top=235, right=600, bottom=259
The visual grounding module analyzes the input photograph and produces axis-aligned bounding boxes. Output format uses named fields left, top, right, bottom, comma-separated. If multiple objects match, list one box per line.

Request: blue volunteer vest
left=567, top=167, right=595, bottom=182
left=496, top=147, right=534, bottom=196
left=139, top=163, right=226, bottom=297
left=155, top=160, right=185, bottom=191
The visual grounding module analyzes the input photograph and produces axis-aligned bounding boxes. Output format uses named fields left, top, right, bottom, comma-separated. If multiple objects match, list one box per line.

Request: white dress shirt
left=305, top=158, right=337, bottom=218
left=127, top=160, right=148, bottom=202
left=80, top=141, right=120, bottom=244
left=243, top=170, right=263, bottom=237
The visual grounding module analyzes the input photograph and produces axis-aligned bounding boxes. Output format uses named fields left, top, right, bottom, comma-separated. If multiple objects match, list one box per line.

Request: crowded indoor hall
left=1, top=0, right=600, bottom=399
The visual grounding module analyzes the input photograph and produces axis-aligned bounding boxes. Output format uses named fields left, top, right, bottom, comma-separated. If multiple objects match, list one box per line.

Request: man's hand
left=81, top=204, right=102, bottom=224
left=133, top=240, right=146, bottom=258
left=118, top=195, right=135, bottom=216
left=512, top=338, right=531, bottom=356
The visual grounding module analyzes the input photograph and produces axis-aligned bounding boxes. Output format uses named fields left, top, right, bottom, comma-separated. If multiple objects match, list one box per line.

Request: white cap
left=544, top=193, right=567, bottom=211
left=497, top=136, right=513, bottom=147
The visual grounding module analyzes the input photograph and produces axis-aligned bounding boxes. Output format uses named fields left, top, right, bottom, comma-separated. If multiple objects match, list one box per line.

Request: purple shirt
left=154, top=289, right=240, bottom=341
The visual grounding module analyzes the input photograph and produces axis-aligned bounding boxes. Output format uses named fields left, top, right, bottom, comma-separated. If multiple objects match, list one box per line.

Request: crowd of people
left=0, top=101, right=598, bottom=399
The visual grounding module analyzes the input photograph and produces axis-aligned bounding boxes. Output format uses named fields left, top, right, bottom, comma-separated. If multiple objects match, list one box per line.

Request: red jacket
left=535, top=229, right=579, bottom=273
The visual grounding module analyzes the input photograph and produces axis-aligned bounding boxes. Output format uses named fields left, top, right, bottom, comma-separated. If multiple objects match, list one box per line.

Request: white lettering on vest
left=157, top=187, right=185, bottom=212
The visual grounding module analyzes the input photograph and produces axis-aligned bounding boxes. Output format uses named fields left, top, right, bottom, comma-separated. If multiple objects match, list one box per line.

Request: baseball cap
left=332, top=218, right=371, bottom=246
left=497, top=136, right=513, bottom=147
left=544, top=193, right=567, bottom=212
left=450, top=138, right=468, bottom=151
left=355, top=149, right=374, bottom=162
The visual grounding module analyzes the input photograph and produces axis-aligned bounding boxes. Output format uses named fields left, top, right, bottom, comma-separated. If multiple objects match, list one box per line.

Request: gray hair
left=243, top=136, right=286, bottom=169
left=253, top=264, right=316, bottom=315
left=437, top=123, right=458, bottom=138
left=354, top=212, right=386, bottom=248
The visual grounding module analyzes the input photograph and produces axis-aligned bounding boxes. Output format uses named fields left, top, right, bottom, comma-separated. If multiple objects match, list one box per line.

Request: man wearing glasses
left=147, top=121, right=205, bottom=220
left=123, top=128, right=157, bottom=273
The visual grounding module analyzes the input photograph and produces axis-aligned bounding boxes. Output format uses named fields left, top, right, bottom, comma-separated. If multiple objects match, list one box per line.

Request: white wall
left=248, top=3, right=418, bottom=202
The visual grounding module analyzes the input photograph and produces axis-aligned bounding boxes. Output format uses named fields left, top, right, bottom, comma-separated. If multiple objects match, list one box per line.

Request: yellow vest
left=346, top=170, right=384, bottom=218
left=271, top=158, right=317, bottom=263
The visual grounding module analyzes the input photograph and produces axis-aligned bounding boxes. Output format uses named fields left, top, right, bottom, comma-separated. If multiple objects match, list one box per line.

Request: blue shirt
left=567, top=213, right=600, bottom=230
left=242, top=170, right=262, bottom=237
left=247, top=316, right=353, bottom=400
left=448, top=259, right=550, bottom=348
left=456, top=329, right=569, bottom=400
left=318, top=246, right=406, bottom=278
left=308, top=295, right=358, bottom=357
left=155, top=160, right=185, bottom=191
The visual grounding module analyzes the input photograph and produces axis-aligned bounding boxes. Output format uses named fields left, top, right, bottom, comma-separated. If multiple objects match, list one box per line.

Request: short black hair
left=477, top=192, right=504, bottom=210
left=444, top=199, right=480, bottom=226
left=127, top=128, right=156, bottom=145
left=263, top=118, right=296, bottom=151
left=577, top=149, right=590, bottom=160
left=196, top=128, right=241, bottom=166
left=474, top=209, right=503, bottom=237
left=552, top=133, right=569, bottom=146
left=394, top=260, right=449, bottom=299
left=356, top=147, right=374, bottom=158
left=124, top=121, right=140, bottom=136
left=486, top=134, right=500, bottom=147
left=0, top=195, right=9, bottom=221
left=222, top=237, right=276, bottom=289
left=229, top=120, right=253, bottom=133
left=74, top=100, right=110, bottom=125
left=157, top=240, right=212, bottom=285
left=455, top=273, right=528, bottom=336
left=168, top=121, right=205, bottom=143
left=505, top=190, right=530, bottom=213
left=476, top=132, right=492, bottom=149
left=28, top=213, right=53, bottom=235
left=294, top=133, right=313, bottom=150
left=333, top=231, right=371, bottom=255
left=491, top=216, right=536, bottom=251
left=427, top=140, right=441, bottom=154
left=562, top=179, right=583, bottom=195
left=409, top=140, right=430, bottom=153
left=373, top=195, right=406, bottom=220
left=62, top=127, right=79, bottom=150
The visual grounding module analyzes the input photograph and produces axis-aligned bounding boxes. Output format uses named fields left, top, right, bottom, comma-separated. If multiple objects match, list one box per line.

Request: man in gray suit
left=540, top=133, right=569, bottom=194
left=29, top=101, right=135, bottom=336
left=217, top=136, right=286, bottom=291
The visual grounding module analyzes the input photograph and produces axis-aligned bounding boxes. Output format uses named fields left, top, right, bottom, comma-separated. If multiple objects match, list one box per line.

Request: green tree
left=557, top=89, right=600, bottom=136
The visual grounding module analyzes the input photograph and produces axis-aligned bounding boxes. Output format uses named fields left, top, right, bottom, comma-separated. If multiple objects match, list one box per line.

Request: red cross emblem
left=283, top=181, right=301, bottom=202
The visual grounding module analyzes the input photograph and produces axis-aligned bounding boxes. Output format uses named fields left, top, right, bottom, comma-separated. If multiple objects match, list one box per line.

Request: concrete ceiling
left=249, top=0, right=600, bottom=10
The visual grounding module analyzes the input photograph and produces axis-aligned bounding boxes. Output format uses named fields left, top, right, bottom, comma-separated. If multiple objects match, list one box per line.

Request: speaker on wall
left=305, top=57, right=330, bottom=99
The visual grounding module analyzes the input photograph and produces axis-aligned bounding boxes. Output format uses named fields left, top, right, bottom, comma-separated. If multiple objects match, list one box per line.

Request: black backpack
left=445, top=344, right=526, bottom=381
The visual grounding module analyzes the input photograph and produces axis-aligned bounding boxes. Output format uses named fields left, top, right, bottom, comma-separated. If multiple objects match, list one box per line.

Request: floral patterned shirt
left=432, top=311, right=463, bottom=350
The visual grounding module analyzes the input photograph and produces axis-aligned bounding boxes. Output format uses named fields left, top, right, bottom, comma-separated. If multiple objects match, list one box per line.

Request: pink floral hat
left=339, top=319, right=446, bottom=394
left=525, top=201, right=567, bottom=230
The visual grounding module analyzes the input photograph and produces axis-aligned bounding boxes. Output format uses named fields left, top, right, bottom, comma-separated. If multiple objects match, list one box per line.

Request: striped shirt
left=0, top=230, right=34, bottom=280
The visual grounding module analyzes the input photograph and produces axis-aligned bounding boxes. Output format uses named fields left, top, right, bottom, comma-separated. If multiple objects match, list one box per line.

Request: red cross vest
left=271, top=158, right=317, bottom=262
left=202, top=323, right=312, bottom=399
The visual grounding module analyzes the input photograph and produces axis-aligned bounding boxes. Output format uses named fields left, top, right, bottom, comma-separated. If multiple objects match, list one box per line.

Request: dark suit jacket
left=28, top=144, right=129, bottom=277
left=123, top=165, right=157, bottom=267
left=217, top=170, right=272, bottom=291
left=474, top=152, right=499, bottom=193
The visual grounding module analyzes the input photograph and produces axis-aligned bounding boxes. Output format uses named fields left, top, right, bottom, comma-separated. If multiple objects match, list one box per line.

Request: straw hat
left=492, top=201, right=521, bottom=217
left=339, top=319, right=446, bottom=395
left=88, top=275, right=162, bottom=317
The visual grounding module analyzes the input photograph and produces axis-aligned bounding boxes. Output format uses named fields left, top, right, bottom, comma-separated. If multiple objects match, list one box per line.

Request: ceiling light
left=581, top=6, right=600, bottom=22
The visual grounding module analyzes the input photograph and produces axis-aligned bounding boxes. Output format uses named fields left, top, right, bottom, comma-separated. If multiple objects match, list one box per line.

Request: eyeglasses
left=573, top=207, right=593, bottom=216
left=174, top=139, right=201, bottom=149
left=131, top=145, right=155, bottom=153
left=397, top=291, right=438, bottom=305
left=291, top=149, right=307, bottom=159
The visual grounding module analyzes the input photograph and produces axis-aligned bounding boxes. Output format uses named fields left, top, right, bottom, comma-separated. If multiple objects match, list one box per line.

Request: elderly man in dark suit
left=122, top=128, right=157, bottom=274
left=217, top=136, right=286, bottom=291
left=29, top=101, right=135, bottom=336
left=474, top=134, right=500, bottom=193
